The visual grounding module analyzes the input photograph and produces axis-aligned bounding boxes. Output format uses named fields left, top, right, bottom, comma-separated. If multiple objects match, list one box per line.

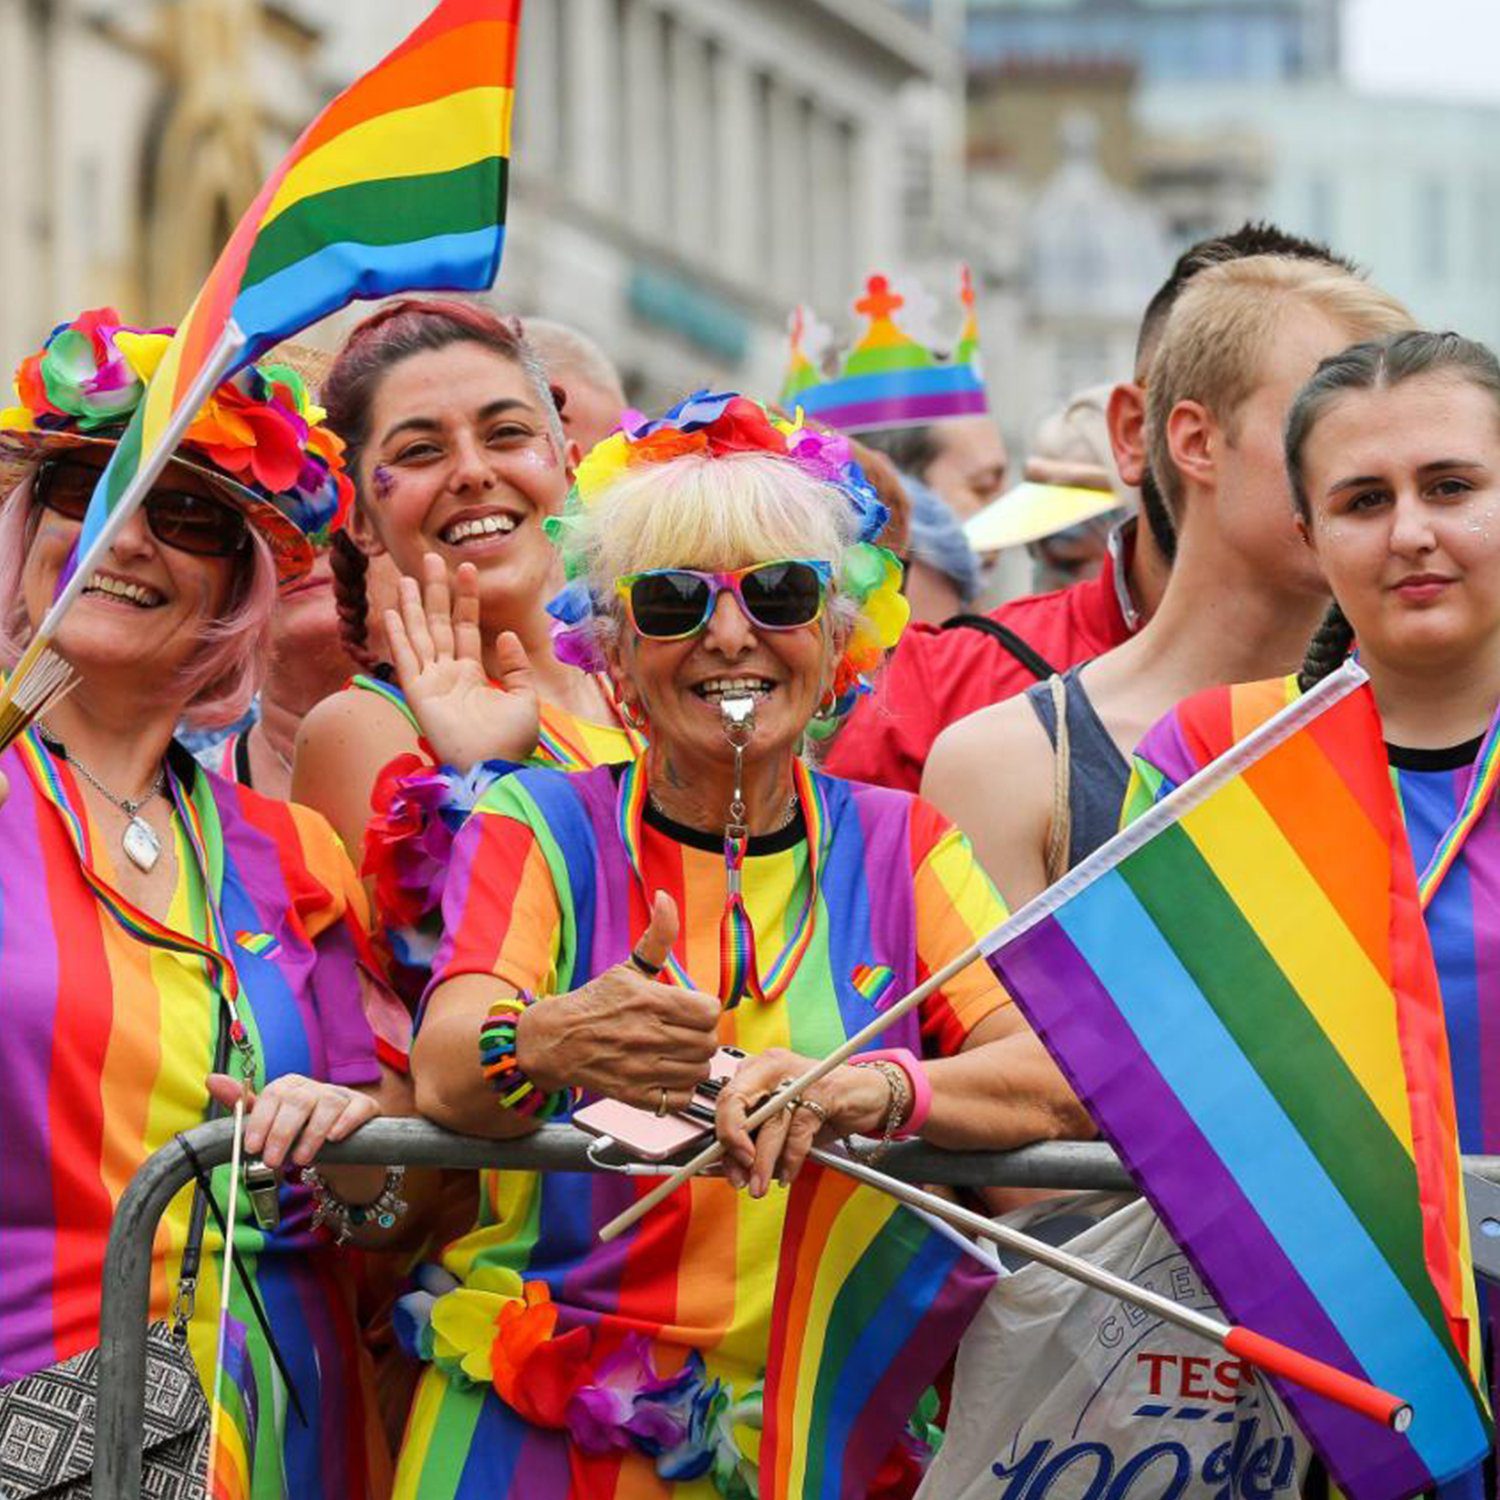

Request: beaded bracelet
left=478, top=991, right=580, bottom=1119
left=303, top=1165, right=408, bottom=1245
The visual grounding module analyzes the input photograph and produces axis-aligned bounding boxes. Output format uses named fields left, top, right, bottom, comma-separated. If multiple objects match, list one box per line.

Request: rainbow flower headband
left=0, top=307, right=353, bottom=545
left=544, top=391, right=909, bottom=721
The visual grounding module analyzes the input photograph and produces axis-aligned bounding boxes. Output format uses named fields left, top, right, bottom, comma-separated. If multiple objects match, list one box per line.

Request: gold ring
left=655, top=1087, right=670, bottom=1118
left=793, top=1097, right=830, bottom=1125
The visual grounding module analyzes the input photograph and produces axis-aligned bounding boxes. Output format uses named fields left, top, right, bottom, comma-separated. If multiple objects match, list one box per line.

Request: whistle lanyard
left=615, top=755, right=827, bottom=1008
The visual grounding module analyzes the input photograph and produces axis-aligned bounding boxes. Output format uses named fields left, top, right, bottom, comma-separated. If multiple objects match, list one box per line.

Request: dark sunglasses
left=615, top=559, right=833, bottom=640
left=34, top=456, right=250, bottom=559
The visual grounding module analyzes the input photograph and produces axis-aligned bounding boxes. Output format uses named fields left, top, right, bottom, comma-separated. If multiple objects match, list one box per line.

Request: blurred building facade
left=949, top=0, right=1500, bottom=454
left=1138, top=82, right=1500, bottom=347
left=0, top=0, right=330, bottom=361
left=961, top=0, right=1340, bottom=82
left=0, top=0, right=959, bottom=407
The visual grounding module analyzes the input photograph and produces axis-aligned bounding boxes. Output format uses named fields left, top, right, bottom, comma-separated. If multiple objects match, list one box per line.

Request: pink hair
left=0, top=476, right=278, bottom=729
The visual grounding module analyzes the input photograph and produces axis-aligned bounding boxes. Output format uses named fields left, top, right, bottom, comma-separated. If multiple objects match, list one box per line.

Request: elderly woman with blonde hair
left=390, top=392, right=1085, bottom=1498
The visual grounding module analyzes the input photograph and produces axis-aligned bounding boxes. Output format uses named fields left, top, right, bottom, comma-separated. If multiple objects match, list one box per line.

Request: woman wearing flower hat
left=0, top=310, right=407, bottom=1497
left=295, top=298, right=646, bottom=1004
left=391, top=394, right=1085, bottom=1497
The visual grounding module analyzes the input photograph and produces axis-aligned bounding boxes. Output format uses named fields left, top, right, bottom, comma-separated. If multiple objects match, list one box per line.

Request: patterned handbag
left=0, top=1014, right=237, bottom=1500
left=0, top=1320, right=208, bottom=1499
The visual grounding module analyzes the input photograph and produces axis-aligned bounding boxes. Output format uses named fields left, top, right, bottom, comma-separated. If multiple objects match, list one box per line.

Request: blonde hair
left=1145, top=256, right=1412, bottom=516
left=562, top=452, right=859, bottom=659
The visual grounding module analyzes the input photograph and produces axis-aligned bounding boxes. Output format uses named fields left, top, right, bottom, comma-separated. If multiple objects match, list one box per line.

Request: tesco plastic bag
left=917, top=1194, right=1311, bottom=1500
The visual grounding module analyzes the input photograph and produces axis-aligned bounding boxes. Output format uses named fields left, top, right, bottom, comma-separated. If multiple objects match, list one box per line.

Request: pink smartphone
left=574, top=1046, right=747, bottom=1162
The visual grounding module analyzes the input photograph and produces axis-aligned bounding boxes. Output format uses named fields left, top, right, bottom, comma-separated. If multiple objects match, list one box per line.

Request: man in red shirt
left=825, top=222, right=1356, bottom=792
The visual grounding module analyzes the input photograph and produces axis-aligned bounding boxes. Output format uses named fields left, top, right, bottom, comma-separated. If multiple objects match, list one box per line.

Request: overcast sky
left=1345, top=0, right=1500, bottom=103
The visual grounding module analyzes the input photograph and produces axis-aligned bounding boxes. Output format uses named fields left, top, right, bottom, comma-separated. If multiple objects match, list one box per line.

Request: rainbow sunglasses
left=614, top=559, right=833, bottom=641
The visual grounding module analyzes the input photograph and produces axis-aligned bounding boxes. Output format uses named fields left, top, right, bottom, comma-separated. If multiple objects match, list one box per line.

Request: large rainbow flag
left=761, top=1161, right=997, bottom=1499
left=70, top=0, right=519, bottom=564
left=984, top=662, right=1490, bottom=1499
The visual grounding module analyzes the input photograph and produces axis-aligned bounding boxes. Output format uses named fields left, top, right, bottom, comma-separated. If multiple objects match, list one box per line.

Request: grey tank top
left=1024, top=666, right=1131, bottom=875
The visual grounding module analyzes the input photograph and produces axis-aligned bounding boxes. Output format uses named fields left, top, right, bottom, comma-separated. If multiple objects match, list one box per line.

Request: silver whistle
left=242, top=1157, right=282, bottom=1232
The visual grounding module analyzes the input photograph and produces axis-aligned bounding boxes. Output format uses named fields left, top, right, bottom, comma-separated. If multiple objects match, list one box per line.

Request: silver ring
left=655, top=1087, right=670, bottom=1118
left=793, top=1097, right=830, bottom=1125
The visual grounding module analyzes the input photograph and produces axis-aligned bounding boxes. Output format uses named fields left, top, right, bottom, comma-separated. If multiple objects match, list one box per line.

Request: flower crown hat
left=0, top=308, right=356, bottom=582
left=544, top=391, right=909, bottom=725
left=779, top=266, right=989, bottom=434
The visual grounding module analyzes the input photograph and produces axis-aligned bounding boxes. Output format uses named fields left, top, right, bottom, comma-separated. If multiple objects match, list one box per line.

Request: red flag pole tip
left=1223, top=1326, right=1412, bottom=1430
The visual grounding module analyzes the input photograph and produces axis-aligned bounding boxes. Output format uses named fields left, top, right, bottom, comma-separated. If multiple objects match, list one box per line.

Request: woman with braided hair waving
left=295, top=299, right=646, bottom=1005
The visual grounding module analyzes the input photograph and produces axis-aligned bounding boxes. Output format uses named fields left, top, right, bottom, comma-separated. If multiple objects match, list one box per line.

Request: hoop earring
left=619, top=698, right=649, bottom=732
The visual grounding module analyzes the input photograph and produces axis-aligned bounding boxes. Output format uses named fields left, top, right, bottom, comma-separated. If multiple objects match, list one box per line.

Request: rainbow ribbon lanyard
left=20, top=729, right=258, bottom=1077
left=1414, top=700, right=1500, bottom=910
left=616, top=754, right=827, bottom=1008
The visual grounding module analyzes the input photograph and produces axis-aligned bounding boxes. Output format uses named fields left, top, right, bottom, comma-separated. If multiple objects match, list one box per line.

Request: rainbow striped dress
left=0, top=733, right=391, bottom=1499
left=393, top=762, right=1008, bottom=1498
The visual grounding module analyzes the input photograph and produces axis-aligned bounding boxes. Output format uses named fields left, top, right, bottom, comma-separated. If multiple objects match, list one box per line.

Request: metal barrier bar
left=90, top=1122, right=1500, bottom=1499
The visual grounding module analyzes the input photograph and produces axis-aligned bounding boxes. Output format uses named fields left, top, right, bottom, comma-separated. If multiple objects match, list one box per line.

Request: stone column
left=766, top=76, right=806, bottom=301
left=566, top=0, right=615, bottom=207
left=669, top=19, right=709, bottom=259
left=713, top=43, right=758, bottom=278
left=515, top=0, right=559, bottom=174
left=623, top=0, right=665, bottom=239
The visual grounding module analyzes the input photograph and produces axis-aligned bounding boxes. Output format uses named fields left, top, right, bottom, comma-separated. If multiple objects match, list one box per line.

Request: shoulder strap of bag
left=940, top=613, right=1058, bottom=682
left=1043, top=675, right=1072, bottom=887
left=174, top=1011, right=232, bottom=1312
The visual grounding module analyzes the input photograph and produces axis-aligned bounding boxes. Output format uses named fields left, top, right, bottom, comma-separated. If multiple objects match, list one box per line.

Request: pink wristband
left=855, top=1047, right=931, bottom=1137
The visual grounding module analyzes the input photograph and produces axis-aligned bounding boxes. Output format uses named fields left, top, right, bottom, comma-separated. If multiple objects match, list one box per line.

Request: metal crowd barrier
left=91, top=1121, right=1500, bottom=1499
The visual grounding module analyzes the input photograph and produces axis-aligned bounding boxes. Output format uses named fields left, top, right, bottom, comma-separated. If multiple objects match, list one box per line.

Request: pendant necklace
left=39, top=726, right=167, bottom=872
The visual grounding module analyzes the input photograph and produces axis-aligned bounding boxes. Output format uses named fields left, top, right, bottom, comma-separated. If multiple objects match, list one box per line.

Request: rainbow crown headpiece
left=779, top=267, right=989, bottom=434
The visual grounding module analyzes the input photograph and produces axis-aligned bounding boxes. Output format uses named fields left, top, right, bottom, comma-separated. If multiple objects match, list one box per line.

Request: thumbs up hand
left=513, top=891, right=719, bottom=1111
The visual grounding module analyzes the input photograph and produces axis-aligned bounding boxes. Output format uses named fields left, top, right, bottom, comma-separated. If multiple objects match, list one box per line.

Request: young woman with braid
left=1130, top=330, right=1500, bottom=1500
left=294, top=300, right=645, bottom=1003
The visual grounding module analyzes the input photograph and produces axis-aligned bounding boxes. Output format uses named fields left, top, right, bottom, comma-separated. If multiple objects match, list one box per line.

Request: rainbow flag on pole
left=70, top=0, right=519, bottom=564
left=761, top=1161, right=997, bottom=1499
left=985, top=662, right=1490, bottom=1499
left=207, top=1313, right=258, bottom=1500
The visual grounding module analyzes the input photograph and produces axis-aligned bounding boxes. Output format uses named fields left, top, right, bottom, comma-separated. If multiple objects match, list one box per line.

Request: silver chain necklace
left=41, top=726, right=167, bottom=872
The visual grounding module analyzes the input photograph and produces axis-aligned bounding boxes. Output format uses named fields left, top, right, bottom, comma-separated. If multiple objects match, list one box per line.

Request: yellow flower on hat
left=113, top=330, right=171, bottom=386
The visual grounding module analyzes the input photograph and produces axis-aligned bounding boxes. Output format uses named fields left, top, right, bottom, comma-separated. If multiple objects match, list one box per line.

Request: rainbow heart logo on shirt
left=850, top=963, right=895, bottom=1006
left=235, top=930, right=282, bottom=961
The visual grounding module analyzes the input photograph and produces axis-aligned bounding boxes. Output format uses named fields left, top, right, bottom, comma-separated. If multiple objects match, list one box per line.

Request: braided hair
left=329, top=529, right=376, bottom=668
left=321, top=297, right=564, bottom=664
left=1286, top=330, right=1500, bottom=688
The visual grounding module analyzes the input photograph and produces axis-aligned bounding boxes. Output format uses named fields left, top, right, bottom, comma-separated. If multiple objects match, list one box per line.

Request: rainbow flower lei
left=543, top=392, right=909, bottom=725
left=395, top=1264, right=763, bottom=1494
left=0, top=307, right=353, bottom=544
